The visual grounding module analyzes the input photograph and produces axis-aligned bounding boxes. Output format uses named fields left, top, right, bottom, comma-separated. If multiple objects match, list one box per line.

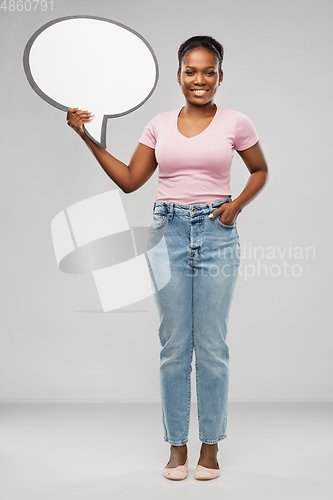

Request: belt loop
left=169, top=203, right=174, bottom=220
left=153, top=201, right=156, bottom=213
left=208, top=202, right=213, bottom=212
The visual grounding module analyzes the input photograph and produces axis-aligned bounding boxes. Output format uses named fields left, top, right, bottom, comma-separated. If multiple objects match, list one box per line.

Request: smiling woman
left=66, top=34, right=268, bottom=482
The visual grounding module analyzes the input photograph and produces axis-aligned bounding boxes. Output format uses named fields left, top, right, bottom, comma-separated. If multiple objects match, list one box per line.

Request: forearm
left=81, top=134, right=132, bottom=193
left=233, top=170, right=268, bottom=212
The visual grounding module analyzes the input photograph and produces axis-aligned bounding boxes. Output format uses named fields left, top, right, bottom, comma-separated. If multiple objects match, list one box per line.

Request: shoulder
left=216, top=106, right=259, bottom=150
left=139, top=108, right=179, bottom=146
left=216, top=106, right=257, bottom=132
left=216, top=105, right=250, bottom=122
left=143, top=108, right=180, bottom=132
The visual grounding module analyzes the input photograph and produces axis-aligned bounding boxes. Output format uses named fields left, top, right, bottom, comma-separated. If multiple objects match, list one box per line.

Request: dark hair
left=178, top=35, right=224, bottom=73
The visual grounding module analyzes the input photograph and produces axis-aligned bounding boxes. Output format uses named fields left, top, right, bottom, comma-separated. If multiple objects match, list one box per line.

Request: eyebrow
left=185, top=65, right=216, bottom=70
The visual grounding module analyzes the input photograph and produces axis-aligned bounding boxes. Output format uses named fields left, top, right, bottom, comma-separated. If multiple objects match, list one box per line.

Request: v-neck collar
left=176, top=105, right=219, bottom=139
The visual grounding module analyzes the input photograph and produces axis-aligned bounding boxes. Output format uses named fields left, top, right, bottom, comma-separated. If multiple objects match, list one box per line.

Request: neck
left=181, top=101, right=217, bottom=118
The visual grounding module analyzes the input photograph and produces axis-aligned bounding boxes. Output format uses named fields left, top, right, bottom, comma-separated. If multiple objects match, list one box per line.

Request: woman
left=66, top=35, right=268, bottom=481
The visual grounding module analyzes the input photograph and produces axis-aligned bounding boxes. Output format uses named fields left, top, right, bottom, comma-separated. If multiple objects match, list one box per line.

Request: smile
left=191, top=89, right=209, bottom=95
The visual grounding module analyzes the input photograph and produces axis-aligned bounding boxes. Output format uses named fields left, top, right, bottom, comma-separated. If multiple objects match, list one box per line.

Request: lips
left=190, top=89, right=208, bottom=97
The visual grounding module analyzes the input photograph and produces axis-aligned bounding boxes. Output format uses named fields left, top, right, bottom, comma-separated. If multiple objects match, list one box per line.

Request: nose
left=194, top=72, right=206, bottom=85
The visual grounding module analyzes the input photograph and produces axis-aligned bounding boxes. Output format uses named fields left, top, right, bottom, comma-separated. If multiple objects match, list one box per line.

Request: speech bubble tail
left=83, top=112, right=107, bottom=149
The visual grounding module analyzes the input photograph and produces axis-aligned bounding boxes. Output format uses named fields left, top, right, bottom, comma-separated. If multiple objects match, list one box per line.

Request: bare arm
left=210, top=141, right=269, bottom=226
left=66, top=107, right=158, bottom=193
left=234, top=141, right=268, bottom=210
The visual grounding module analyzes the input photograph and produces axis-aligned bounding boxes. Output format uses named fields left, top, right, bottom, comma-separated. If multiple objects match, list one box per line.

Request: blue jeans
left=146, top=198, right=240, bottom=445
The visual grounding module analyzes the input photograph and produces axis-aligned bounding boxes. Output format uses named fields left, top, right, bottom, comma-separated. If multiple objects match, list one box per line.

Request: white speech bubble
left=23, top=15, right=159, bottom=148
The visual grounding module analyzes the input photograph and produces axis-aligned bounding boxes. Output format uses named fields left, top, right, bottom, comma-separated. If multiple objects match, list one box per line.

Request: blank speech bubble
left=23, top=15, right=159, bottom=148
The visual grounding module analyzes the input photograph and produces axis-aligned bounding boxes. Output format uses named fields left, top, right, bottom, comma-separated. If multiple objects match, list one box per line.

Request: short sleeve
left=139, top=113, right=161, bottom=149
left=234, top=112, right=259, bottom=151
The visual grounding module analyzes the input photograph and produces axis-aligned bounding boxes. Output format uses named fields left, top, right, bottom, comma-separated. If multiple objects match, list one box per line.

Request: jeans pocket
left=149, top=212, right=167, bottom=231
left=217, top=219, right=236, bottom=228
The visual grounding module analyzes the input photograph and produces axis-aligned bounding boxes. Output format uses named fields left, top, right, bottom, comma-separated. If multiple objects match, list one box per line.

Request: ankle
left=170, top=444, right=187, bottom=457
left=200, top=443, right=218, bottom=453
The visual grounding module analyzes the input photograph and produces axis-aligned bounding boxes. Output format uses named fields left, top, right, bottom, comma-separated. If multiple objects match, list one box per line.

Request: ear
left=219, top=71, right=223, bottom=85
left=177, top=70, right=181, bottom=85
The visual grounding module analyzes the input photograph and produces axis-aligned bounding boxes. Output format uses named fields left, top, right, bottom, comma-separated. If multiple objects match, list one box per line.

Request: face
left=177, top=47, right=223, bottom=106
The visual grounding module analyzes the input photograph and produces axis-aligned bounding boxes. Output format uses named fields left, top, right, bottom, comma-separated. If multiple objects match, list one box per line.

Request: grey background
left=1, top=0, right=332, bottom=402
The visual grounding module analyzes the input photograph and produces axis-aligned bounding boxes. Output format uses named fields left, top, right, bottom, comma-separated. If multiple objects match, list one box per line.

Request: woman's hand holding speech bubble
left=67, top=108, right=94, bottom=138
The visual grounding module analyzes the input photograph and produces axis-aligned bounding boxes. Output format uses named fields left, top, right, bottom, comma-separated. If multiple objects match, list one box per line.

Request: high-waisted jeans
left=146, top=198, right=240, bottom=445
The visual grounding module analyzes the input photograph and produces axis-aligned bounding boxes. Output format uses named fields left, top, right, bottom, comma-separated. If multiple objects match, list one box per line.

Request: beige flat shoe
left=163, top=456, right=188, bottom=480
left=194, top=463, right=220, bottom=480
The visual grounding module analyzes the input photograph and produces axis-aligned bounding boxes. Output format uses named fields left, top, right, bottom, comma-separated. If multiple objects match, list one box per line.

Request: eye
left=206, top=71, right=216, bottom=76
left=185, top=70, right=194, bottom=75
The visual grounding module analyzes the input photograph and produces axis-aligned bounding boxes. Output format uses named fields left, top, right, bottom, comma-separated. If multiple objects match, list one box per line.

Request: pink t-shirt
left=139, top=104, right=259, bottom=204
